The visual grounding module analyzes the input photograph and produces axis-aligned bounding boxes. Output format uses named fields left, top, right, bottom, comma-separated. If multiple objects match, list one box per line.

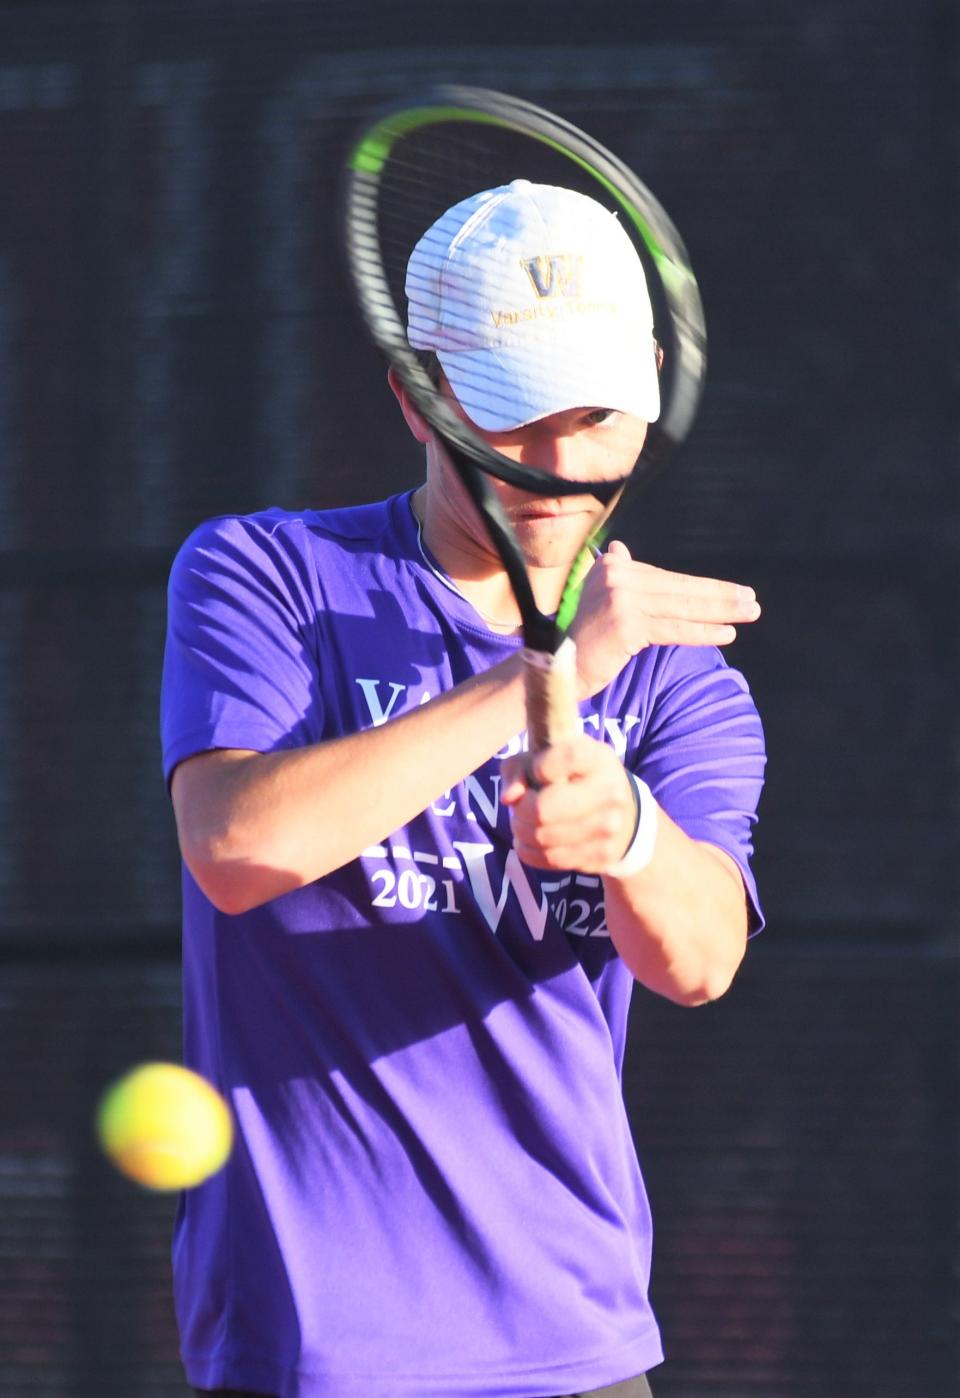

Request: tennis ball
left=96, top=1061, right=234, bottom=1191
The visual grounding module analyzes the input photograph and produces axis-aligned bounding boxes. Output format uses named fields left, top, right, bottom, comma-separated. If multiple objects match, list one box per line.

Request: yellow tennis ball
left=96, top=1062, right=234, bottom=1191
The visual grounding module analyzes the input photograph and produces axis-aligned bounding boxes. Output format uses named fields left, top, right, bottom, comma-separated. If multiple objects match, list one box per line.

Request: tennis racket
left=343, top=85, right=706, bottom=751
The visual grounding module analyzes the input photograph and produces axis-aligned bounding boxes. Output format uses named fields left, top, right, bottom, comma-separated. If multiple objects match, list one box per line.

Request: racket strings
left=351, top=116, right=670, bottom=496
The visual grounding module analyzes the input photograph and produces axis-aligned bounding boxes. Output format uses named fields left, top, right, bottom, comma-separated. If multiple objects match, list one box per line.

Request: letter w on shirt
left=452, top=842, right=549, bottom=941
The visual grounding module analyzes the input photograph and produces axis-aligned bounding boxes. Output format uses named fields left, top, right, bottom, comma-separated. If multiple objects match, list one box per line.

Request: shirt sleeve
left=637, top=645, right=767, bottom=933
left=160, top=514, right=323, bottom=786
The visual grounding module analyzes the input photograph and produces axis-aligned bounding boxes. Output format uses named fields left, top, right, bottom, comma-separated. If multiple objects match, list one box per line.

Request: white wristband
left=605, top=774, right=658, bottom=878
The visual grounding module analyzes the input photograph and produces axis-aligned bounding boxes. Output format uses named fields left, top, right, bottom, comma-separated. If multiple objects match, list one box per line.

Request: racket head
left=343, top=85, right=707, bottom=663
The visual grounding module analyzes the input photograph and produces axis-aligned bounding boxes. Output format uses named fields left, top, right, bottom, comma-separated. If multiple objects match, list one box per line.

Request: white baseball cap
left=405, top=179, right=660, bottom=432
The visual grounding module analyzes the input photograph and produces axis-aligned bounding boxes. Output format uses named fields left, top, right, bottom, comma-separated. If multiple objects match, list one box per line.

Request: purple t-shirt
left=160, top=491, right=765, bottom=1398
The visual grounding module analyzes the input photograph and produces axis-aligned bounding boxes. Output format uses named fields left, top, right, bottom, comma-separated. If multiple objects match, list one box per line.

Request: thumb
left=605, top=538, right=632, bottom=560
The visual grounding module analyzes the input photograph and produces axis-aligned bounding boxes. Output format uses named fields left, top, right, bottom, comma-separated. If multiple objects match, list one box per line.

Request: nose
left=518, top=425, right=579, bottom=478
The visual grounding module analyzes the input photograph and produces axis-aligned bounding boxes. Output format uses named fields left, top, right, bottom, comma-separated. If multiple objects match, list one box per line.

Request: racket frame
left=343, top=85, right=706, bottom=748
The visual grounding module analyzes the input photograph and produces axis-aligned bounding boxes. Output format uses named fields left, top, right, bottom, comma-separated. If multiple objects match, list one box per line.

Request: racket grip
left=523, top=637, right=581, bottom=751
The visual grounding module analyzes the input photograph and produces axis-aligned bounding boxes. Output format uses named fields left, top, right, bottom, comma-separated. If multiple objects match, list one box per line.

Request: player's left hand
left=501, top=735, right=637, bottom=873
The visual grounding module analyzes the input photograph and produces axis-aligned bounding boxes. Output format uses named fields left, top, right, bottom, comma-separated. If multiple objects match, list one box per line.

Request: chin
left=520, top=541, right=582, bottom=572
left=516, top=517, right=587, bottom=559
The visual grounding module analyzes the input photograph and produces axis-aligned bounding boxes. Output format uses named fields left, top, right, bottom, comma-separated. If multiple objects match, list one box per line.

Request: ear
left=387, top=366, right=433, bottom=445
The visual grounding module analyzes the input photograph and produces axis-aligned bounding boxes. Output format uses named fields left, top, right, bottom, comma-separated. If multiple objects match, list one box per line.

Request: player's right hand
left=570, top=540, right=761, bottom=698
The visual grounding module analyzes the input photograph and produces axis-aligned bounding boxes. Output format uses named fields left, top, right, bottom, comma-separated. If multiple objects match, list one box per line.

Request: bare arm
left=172, top=650, right=528, bottom=914
left=604, top=821, right=749, bottom=1005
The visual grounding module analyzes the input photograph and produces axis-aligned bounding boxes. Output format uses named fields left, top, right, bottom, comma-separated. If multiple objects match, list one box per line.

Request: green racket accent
left=554, top=552, right=589, bottom=636
left=555, top=539, right=599, bottom=637
left=350, top=106, right=513, bottom=174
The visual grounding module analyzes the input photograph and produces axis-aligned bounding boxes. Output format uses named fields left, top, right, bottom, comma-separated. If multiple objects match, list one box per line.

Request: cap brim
left=437, top=329, right=660, bottom=433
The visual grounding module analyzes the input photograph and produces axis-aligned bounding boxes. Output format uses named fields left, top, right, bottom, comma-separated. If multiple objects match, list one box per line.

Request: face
left=436, top=385, right=649, bottom=570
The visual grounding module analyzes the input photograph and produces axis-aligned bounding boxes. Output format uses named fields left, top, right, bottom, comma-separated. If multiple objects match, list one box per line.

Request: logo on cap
left=522, top=254, right=583, bottom=300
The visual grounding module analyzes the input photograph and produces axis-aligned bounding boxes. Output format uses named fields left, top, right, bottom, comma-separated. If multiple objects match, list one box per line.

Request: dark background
left=0, top=2, right=957, bottom=1395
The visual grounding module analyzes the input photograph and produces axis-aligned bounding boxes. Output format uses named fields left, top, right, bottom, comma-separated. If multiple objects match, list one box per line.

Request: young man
left=161, top=181, right=765, bottom=1398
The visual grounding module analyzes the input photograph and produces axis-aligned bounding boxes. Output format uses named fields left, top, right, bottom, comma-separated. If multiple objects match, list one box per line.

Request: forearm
left=174, top=650, right=528, bottom=913
left=602, top=807, right=749, bottom=1006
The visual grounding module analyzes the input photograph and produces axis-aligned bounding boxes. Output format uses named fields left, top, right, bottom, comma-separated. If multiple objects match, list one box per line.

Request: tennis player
left=161, top=181, right=765, bottom=1398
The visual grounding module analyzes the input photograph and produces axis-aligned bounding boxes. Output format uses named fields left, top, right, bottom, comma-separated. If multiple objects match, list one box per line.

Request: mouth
left=511, top=501, right=594, bottom=521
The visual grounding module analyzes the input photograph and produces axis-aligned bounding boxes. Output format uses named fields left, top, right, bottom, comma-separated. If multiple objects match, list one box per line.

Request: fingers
left=635, top=618, right=739, bottom=647
left=510, top=830, right=620, bottom=872
left=500, top=754, right=530, bottom=807
left=587, top=545, right=761, bottom=649
left=605, top=538, right=632, bottom=561
left=524, top=734, right=607, bottom=789
left=602, top=547, right=760, bottom=615
left=503, top=738, right=637, bottom=872
left=503, top=735, right=609, bottom=801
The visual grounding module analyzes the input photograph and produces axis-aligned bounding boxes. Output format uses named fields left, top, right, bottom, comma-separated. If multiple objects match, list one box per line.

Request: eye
left=582, top=408, right=620, bottom=429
